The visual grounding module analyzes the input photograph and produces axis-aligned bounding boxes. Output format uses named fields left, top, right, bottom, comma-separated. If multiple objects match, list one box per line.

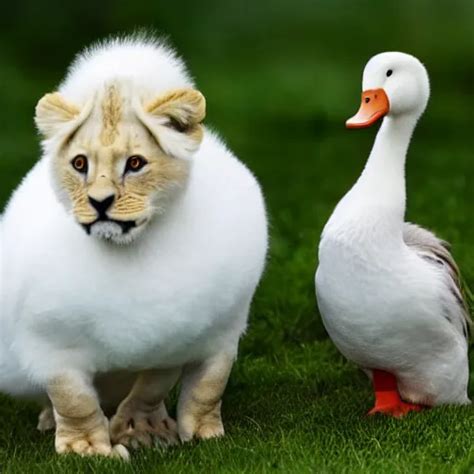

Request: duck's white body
left=0, top=42, right=268, bottom=399
left=316, top=53, right=469, bottom=406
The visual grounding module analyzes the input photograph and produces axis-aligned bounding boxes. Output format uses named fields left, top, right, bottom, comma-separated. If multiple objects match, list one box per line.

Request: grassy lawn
left=0, top=1, right=473, bottom=472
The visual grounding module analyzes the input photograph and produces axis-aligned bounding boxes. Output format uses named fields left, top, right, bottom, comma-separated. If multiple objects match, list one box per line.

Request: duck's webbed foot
left=368, top=369, right=426, bottom=418
left=368, top=400, right=424, bottom=417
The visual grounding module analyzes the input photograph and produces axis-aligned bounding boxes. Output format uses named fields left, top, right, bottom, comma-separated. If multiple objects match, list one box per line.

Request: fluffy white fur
left=316, top=52, right=469, bottom=406
left=0, top=36, right=267, bottom=406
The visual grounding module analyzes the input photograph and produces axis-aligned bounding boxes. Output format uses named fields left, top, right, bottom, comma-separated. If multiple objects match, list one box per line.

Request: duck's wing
left=403, top=222, right=471, bottom=339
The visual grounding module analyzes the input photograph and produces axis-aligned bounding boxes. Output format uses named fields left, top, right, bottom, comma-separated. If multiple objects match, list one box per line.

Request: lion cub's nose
left=88, top=195, right=115, bottom=217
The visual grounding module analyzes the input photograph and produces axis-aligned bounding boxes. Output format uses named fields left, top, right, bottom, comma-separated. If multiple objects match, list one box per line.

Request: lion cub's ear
left=139, top=89, right=206, bottom=160
left=35, top=92, right=83, bottom=139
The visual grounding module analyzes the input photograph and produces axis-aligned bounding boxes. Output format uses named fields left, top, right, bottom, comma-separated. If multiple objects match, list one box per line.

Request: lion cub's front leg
left=110, top=368, right=181, bottom=449
left=177, top=353, right=234, bottom=442
left=47, top=371, right=129, bottom=459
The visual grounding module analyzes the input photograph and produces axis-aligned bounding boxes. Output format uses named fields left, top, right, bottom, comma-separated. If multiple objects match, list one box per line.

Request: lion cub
left=0, top=36, right=267, bottom=459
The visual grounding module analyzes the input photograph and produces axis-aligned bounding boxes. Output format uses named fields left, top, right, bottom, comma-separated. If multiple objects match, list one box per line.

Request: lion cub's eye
left=71, top=154, right=88, bottom=173
left=125, top=155, right=147, bottom=173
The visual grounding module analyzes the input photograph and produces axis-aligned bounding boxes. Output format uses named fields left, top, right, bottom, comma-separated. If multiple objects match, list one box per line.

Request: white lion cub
left=0, top=36, right=268, bottom=459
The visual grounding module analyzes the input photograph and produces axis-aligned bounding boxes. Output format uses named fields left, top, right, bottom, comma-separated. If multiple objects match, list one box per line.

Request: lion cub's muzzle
left=81, top=194, right=136, bottom=236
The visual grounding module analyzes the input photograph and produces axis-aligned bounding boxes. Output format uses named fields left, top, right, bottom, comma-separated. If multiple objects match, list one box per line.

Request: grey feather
left=403, top=222, right=471, bottom=339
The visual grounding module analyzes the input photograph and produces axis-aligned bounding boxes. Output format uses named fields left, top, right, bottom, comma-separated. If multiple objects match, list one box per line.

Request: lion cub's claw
left=56, top=435, right=129, bottom=460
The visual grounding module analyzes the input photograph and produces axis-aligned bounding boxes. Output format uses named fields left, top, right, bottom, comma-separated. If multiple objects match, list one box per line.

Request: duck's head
left=346, top=52, right=430, bottom=129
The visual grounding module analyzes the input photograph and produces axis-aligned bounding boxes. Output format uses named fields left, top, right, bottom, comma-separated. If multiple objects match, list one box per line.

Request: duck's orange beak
left=346, top=88, right=390, bottom=129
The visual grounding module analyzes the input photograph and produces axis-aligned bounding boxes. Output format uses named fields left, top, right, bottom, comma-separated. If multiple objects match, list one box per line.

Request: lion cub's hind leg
left=110, top=368, right=180, bottom=449
left=37, top=404, right=55, bottom=432
left=177, top=353, right=233, bottom=442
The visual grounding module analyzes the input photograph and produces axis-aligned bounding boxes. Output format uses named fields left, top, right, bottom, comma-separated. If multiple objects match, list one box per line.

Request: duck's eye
left=125, top=155, right=147, bottom=173
left=386, top=69, right=393, bottom=77
left=71, top=154, right=88, bottom=173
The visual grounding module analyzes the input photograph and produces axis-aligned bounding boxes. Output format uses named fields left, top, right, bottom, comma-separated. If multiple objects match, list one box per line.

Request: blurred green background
left=0, top=1, right=473, bottom=472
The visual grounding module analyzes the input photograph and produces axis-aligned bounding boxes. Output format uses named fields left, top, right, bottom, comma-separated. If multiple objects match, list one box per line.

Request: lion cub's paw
left=55, top=413, right=129, bottom=460
left=179, top=405, right=224, bottom=442
left=110, top=405, right=178, bottom=449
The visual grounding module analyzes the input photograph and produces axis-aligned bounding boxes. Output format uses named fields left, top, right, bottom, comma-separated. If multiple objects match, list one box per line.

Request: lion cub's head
left=35, top=83, right=205, bottom=244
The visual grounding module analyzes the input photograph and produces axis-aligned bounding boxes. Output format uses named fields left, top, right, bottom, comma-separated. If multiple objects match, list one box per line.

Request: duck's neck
left=354, top=115, right=418, bottom=222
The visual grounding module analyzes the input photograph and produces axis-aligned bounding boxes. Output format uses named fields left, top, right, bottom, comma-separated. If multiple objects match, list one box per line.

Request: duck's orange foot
left=368, top=369, right=426, bottom=418
left=368, top=401, right=424, bottom=418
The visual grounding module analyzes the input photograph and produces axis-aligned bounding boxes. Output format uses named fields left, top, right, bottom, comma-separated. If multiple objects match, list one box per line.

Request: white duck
left=315, top=52, right=470, bottom=416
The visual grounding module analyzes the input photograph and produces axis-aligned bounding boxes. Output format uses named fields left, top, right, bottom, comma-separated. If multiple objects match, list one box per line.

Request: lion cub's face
left=35, top=84, right=205, bottom=244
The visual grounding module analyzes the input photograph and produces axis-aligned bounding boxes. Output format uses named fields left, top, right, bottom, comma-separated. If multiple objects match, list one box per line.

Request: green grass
left=1, top=0, right=473, bottom=472
left=2, top=345, right=474, bottom=473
